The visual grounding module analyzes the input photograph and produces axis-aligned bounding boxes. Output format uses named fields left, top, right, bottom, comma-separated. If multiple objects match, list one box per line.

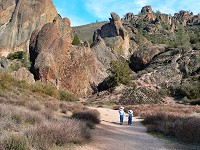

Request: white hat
left=120, top=106, right=124, bottom=110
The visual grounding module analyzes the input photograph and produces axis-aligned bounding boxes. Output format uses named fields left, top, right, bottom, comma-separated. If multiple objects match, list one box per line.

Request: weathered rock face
left=187, top=15, right=200, bottom=25
left=141, top=6, right=153, bottom=14
left=137, top=49, right=200, bottom=88
left=173, top=11, right=192, bottom=26
left=92, top=12, right=131, bottom=60
left=14, top=67, right=35, bottom=84
left=123, top=13, right=135, bottom=21
left=0, top=0, right=57, bottom=56
left=30, top=16, right=98, bottom=97
left=130, top=44, right=166, bottom=71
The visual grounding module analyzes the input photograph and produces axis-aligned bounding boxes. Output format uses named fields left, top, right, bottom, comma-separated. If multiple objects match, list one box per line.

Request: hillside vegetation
left=0, top=72, right=100, bottom=150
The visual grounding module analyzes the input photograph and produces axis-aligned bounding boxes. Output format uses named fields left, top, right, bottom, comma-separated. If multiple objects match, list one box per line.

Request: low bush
left=71, top=109, right=100, bottom=128
left=31, top=82, right=58, bottom=98
left=128, top=104, right=200, bottom=143
left=25, top=120, right=90, bottom=150
left=44, top=101, right=59, bottom=111
left=58, top=90, right=78, bottom=102
left=2, top=134, right=30, bottom=150
left=59, top=103, right=87, bottom=114
left=25, top=101, right=42, bottom=111
left=7, top=51, right=25, bottom=60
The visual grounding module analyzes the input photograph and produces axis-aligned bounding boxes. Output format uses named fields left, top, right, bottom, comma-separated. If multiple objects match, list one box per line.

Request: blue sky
left=52, top=0, right=200, bottom=27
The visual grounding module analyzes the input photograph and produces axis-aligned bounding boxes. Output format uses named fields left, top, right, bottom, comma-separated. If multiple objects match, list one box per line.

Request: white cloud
left=135, top=0, right=149, bottom=7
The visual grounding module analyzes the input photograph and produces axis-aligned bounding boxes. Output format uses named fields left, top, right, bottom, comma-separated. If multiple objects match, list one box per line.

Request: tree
left=72, top=34, right=81, bottom=45
left=175, top=28, right=190, bottom=50
left=109, top=60, right=132, bottom=86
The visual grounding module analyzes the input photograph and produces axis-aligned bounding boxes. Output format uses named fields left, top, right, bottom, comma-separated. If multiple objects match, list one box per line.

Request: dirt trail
left=75, top=107, right=200, bottom=150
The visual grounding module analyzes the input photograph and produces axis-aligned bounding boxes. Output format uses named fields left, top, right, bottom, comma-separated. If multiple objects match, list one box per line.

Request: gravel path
left=75, top=107, right=200, bottom=150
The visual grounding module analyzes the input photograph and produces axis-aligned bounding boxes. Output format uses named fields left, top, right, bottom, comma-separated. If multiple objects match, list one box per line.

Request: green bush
left=109, top=60, right=132, bottom=86
left=31, top=82, right=58, bottom=98
left=7, top=51, right=25, bottom=60
left=2, top=134, right=30, bottom=150
left=173, top=82, right=200, bottom=100
left=58, top=90, right=78, bottom=102
left=72, top=34, right=81, bottom=46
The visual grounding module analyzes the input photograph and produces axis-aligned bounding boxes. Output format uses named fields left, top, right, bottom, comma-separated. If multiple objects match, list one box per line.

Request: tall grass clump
left=2, top=134, right=30, bottom=150
left=25, top=120, right=90, bottom=150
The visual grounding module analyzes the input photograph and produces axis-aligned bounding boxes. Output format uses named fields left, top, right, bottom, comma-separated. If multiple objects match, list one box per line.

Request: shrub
left=2, top=134, right=30, bottom=150
left=7, top=51, right=25, bottom=60
left=71, top=109, right=100, bottom=128
left=59, top=103, right=87, bottom=114
left=173, top=82, right=200, bottom=100
left=132, top=104, right=200, bottom=143
left=31, top=82, right=58, bottom=98
left=98, top=60, right=131, bottom=91
left=25, top=101, right=42, bottom=111
left=72, top=34, right=81, bottom=46
left=58, top=90, right=78, bottom=102
left=25, top=120, right=90, bottom=150
left=44, top=101, right=59, bottom=111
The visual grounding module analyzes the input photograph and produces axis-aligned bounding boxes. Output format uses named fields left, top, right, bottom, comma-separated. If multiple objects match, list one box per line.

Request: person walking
left=119, top=106, right=124, bottom=125
left=128, top=110, right=133, bottom=125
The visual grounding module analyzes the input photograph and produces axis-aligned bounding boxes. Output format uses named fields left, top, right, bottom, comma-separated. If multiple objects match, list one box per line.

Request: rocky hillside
left=0, top=1, right=199, bottom=103
left=0, top=0, right=57, bottom=56
left=88, top=5, right=200, bottom=104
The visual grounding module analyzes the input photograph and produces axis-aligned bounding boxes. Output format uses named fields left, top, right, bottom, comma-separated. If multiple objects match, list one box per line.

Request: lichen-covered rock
left=0, top=0, right=57, bottom=56
left=119, top=87, right=163, bottom=105
left=30, top=17, right=98, bottom=97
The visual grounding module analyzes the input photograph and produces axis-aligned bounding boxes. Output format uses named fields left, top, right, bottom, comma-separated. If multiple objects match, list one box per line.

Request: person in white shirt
left=119, top=106, right=125, bottom=125
left=128, top=110, right=133, bottom=125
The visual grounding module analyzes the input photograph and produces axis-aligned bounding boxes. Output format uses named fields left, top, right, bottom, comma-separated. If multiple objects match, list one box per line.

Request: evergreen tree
left=72, top=34, right=81, bottom=45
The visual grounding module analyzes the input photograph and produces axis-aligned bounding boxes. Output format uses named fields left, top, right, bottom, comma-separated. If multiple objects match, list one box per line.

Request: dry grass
left=2, top=134, right=30, bottom=150
left=122, top=104, right=200, bottom=143
left=0, top=72, right=97, bottom=149
left=59, top=103, right=87, bottom=114
left=71, top=109, right=101, bottom=129
left=25, top=120, right=91, bottom=150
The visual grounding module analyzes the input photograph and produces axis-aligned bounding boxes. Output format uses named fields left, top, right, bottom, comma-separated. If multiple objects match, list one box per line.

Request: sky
left=52, top=0, right=200, bottom=27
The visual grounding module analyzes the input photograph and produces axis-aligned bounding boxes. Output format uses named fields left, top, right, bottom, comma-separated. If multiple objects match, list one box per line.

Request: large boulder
left=0, top=0, right=57, bottom=56
left=130, top=44, right=166, bottom=71
left=30, top=16, right=98, bottom=97
left=14, top=67, right=35, bottom=84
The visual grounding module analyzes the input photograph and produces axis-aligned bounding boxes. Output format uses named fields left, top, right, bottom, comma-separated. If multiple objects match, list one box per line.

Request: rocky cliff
left=0, top=0, right=57, bottom=56
left=30, top=16, right=98, bottom=97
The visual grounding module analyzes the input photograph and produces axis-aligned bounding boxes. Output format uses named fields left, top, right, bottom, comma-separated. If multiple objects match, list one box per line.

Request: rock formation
left=141, top=6, right=153, bottom=14
left=92, top=12, right=131, bottom=62
left=13, top=67, right=35, bottom=84
left=30, top=16, right=98, bottom=97
left=0, top=0, right=57, bottom=56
